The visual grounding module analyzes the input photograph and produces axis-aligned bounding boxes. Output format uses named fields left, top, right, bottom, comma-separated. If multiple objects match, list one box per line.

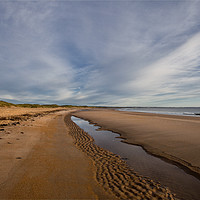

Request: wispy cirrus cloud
left=0, top=1, right=200, bottom=106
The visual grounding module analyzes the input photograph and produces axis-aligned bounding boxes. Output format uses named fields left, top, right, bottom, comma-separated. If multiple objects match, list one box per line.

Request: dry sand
left=0, top=107, right=66, bottom=127
left=0, top=107, right=175, bottom=199
left=74, top=109, right=200, bottom=176
left=0, top=108, right=113, bottom=199
left=0, top=107, right=64, bottom=118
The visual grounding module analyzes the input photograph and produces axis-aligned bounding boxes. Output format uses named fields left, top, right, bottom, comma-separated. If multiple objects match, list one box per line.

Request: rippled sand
left=66, top=114, right=175, bottom=199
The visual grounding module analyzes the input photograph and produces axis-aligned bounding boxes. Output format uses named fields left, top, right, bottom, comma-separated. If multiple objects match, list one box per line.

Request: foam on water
left=116, top=107, right=200, bottom=117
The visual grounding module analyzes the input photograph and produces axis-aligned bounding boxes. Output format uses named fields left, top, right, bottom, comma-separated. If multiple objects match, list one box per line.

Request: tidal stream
left=72, top=116, right=200, bottom=200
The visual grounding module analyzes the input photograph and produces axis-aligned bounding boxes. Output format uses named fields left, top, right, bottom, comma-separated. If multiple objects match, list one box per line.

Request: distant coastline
left=115, top=107, right=200, bottom=117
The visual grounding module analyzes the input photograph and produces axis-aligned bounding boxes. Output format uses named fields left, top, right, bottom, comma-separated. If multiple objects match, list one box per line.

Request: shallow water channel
left=71, top=116, right=200, bottom=200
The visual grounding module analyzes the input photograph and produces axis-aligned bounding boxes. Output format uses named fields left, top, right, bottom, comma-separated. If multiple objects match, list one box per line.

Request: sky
left=0, top=0, right=200, bottom=107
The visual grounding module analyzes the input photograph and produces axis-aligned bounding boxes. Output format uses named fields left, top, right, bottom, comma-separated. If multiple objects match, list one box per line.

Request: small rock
left=7, top=142, right=12, bottom=144
left=12, top=122, right=20, bottom=126
left=21, top=132, right=24, bottom=134
left=0, top=124, right=8, bottom=127
left=0, top=129, right=4, bottom=131
left=148, top=190, right=152, bottom=195
left=16, top=157, right=22, bottom=159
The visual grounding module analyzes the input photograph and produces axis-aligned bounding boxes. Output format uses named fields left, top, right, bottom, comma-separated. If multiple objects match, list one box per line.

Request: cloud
left=127, top=32, right=200, bottom=104
left=0, top=1, right=200, bottom=106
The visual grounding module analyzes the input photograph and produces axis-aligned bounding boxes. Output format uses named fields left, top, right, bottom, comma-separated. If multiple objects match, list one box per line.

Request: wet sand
left=74, top=109, right=200, bottom=176
left=72, top=116, right=200, bottom=200
left=66, top=114, right=174, bottom=199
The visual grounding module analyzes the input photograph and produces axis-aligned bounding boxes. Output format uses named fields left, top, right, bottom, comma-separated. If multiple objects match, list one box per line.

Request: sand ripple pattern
left=65, top=114, right=176, bottom=200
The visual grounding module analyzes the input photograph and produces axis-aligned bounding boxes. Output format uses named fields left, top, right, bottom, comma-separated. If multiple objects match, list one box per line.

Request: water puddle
left=72, top=116, right=200, bottom=200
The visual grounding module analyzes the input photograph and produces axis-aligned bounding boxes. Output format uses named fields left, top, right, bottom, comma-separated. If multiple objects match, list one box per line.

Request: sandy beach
left=74, top=109, right=200, bottom=176
left=0, top=108, right=113, bottom=199
left=0, top=107, right=175, bottom=199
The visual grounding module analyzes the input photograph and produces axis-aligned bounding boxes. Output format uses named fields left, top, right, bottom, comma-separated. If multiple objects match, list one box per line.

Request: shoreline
left=122, top=139, right=200, bottom=181
left=73, top=109, right=200, bottom=177
left=116, top=108, right=200, bottom=118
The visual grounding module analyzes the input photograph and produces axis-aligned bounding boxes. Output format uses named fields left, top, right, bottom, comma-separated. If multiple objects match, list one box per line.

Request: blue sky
left=0, top=1, right=200, bottom=106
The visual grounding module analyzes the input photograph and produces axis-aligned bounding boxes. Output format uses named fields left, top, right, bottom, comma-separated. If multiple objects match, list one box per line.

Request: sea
left=116, top=107, right=200, bottom=117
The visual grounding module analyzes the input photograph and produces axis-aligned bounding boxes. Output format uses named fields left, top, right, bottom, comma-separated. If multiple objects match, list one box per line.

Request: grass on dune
left=0, top=100, right=75, bottom=108
left=0, top=101, right=15, bottom=107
